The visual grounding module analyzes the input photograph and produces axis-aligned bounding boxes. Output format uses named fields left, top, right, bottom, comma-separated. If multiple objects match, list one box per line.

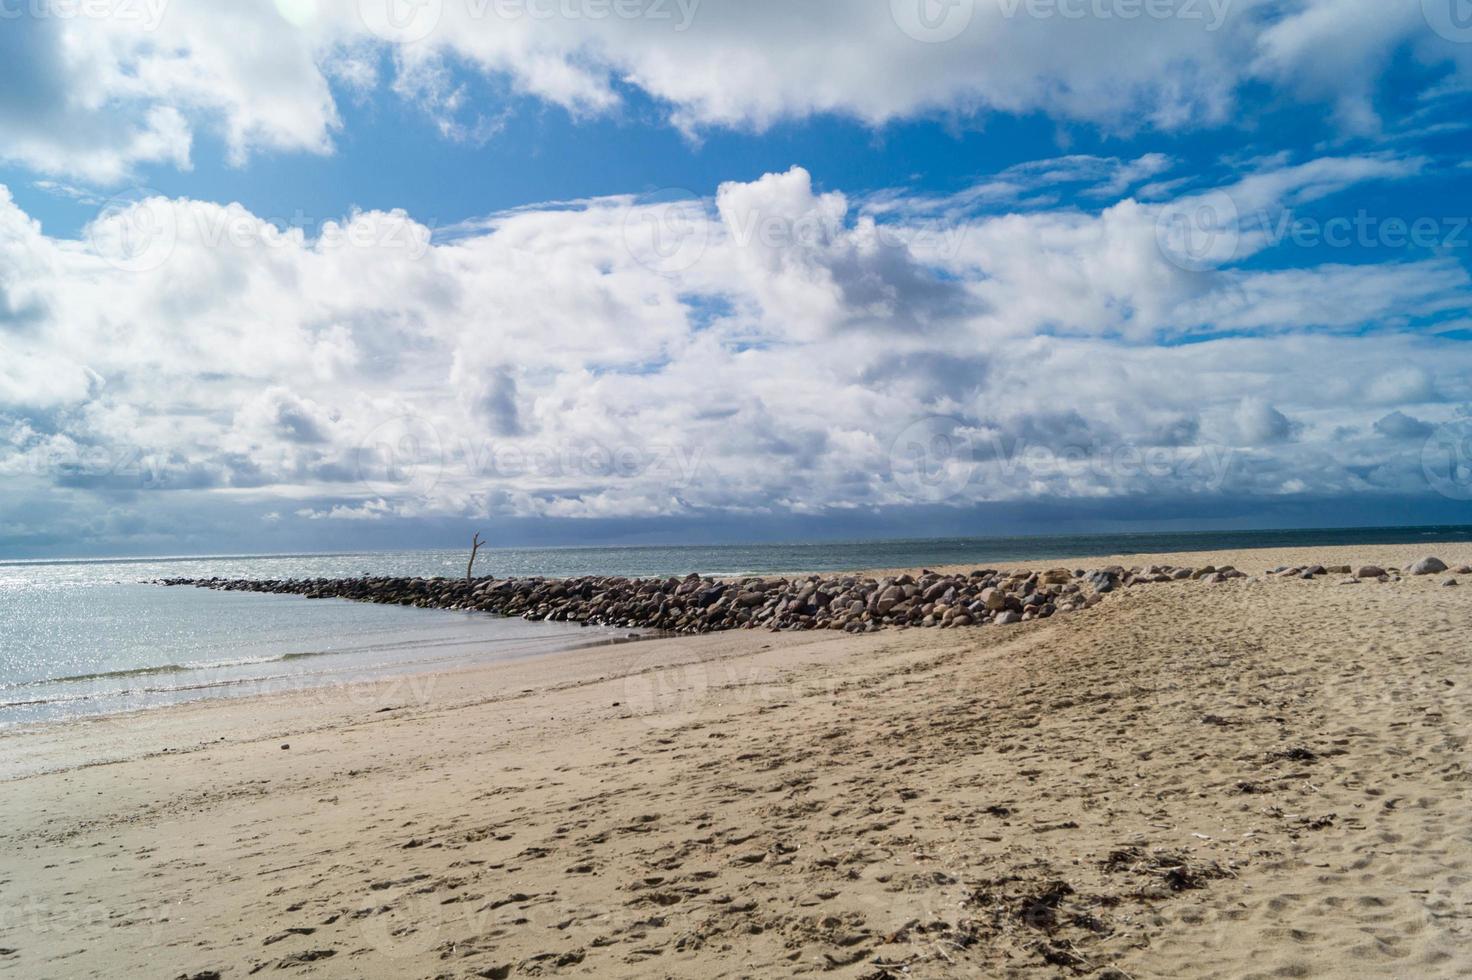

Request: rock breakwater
left=156, top=561, right=1247, bottom=634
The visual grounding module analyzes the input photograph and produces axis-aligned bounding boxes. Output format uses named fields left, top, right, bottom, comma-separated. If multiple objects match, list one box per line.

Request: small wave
left=1, top=649, right=350, bottom=690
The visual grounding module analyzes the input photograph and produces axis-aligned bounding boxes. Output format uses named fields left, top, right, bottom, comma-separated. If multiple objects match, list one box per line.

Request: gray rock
left=1354, top=565, right=1385, bottom=579
left=1443, top=579, right=1458, bottom=588
left=1409, top=557, right=1449, bottom=576
left=994, top=611, right=1022, bottom=626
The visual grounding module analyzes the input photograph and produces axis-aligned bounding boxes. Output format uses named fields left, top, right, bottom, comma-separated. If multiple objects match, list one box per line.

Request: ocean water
left=4, top=525, right=1470, bottom=727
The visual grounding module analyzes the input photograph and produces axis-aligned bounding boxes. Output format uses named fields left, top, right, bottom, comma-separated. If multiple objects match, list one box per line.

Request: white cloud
left=3, top=0, right=1471, bottom=180
left=2, top=157, right=1470, bottom=537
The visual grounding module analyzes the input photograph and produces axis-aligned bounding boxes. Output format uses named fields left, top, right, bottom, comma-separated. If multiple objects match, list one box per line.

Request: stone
left=1409, top=557, right=1449, bottom=576
left=994, top=611, right=1022, bottom=626
left=1354, top=565, right=1385, bottom=579
left=874, top=585, right=904, bottom=615
left=921, top=581, right=951, bottom=602
left=1443, top=579, right=1458, bottom=588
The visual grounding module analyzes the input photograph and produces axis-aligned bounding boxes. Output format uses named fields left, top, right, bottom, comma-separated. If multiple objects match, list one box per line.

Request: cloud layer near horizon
left=4, top=155, right=1471, bottom=551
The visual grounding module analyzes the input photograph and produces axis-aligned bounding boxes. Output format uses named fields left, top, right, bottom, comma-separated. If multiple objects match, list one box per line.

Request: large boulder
left=1409, top=557, right=1449, bottom=576
left=874, top=585, right=905, bottom=616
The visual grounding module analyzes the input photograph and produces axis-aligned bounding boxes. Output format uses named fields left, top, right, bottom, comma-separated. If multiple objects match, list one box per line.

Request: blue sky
left=3, top=0, right=1472, bottom=557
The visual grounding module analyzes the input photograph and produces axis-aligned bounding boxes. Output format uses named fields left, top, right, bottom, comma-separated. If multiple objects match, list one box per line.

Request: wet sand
left=2, top=543, right=1470, bottom=978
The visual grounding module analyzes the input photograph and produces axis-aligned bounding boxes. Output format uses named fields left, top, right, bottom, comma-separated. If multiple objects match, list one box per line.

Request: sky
left=3, top=0, right=1472, bottom=558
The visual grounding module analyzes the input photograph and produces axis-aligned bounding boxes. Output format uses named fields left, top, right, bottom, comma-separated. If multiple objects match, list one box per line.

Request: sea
left=3, top=525, right=1470, bottom=728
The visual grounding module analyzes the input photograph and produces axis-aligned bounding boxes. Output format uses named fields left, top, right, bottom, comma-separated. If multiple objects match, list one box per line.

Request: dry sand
left=2, top=542, right=1471, bottom=978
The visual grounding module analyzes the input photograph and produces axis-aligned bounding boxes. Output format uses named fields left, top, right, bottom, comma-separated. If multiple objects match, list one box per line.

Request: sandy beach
left=3, top=542, right=1471, bottom=978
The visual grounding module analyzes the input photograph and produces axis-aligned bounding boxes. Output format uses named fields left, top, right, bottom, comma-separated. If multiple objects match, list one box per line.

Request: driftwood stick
left=467, top=532, right=484, bottom=583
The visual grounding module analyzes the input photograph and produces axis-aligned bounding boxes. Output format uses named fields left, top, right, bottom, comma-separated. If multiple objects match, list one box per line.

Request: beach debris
left=467, top=531, right=485, bottom=583
left=1266, top=746, right=1318, bottom=764
left=1102, top=846, right=1233, bottom=894
left=1409, top=557, right=1449, bottom=575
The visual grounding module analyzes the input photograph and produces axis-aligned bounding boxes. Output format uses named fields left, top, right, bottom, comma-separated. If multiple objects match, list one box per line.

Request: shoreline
left=7, top=541, right=1469, bottom=772
left=4, top=541, right=1472, bottom=976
